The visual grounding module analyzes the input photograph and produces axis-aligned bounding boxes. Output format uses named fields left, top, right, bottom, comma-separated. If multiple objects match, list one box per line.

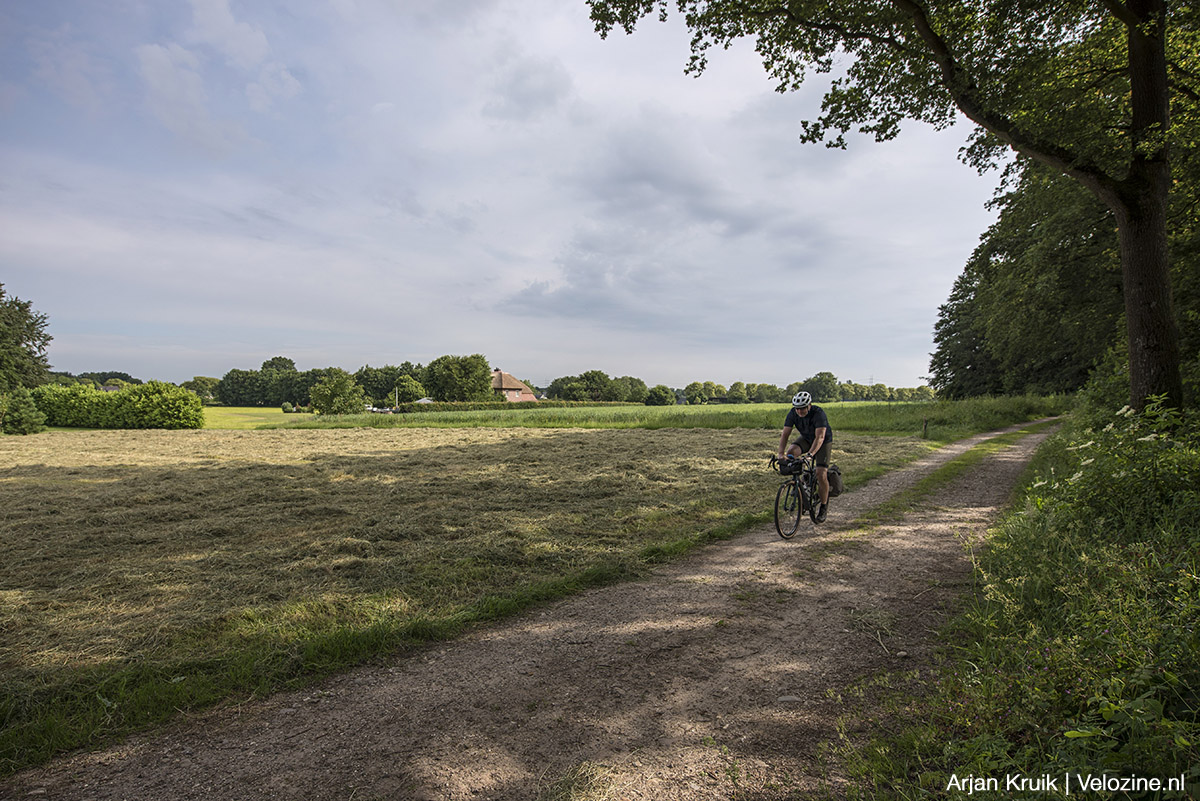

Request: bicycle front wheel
left=775, top=481, right=803, bottom=539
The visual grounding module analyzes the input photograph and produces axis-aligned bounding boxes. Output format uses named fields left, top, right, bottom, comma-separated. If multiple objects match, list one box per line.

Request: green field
left=261, top=394, right=1072, bottom=442
left=202, top=405, right=292, bottom=429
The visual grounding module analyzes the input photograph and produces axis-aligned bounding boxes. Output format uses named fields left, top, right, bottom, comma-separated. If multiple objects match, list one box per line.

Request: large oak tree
left=590, top=0, right=1199, bottom=408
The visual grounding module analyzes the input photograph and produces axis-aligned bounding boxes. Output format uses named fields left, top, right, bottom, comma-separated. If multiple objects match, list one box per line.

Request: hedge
left=31, top=382, right=204, bottom=429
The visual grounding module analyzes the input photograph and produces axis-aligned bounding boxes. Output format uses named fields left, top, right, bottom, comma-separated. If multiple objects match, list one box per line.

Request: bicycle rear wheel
left=807, top=475, right=821, bottom=524
left=775, top=481, right=803, bottom=539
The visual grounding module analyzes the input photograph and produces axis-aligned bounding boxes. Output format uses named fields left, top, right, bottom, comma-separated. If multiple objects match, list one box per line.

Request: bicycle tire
left=775, top=481, right=803, bottom=539
left=806, top=473, right=821, bottom=524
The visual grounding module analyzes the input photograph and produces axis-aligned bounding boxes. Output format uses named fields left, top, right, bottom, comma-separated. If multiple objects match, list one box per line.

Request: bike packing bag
left=778, top=458, right=802, bottom=475
left=827, top=464, right=844, bottom=497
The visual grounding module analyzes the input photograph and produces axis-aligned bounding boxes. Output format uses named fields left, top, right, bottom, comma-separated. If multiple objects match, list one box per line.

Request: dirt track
left=3, top=423, right=1054, bottom=801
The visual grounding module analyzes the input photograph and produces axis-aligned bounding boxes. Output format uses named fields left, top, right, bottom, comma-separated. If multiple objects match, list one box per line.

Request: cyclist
left=776, top=390, right=834, bottom=522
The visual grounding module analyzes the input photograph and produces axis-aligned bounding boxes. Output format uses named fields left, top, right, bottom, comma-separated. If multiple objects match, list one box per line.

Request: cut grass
left=0, top=426, right=919, bottom=775
left=0, top=403, right=1066, bottom=776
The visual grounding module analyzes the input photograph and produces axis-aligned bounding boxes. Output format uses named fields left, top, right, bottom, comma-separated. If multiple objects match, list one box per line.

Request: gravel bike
left=770, top=453, right=820, bottom=538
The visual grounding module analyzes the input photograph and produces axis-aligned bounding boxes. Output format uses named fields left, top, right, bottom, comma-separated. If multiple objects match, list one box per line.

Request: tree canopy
left=590, top=0, right=1200, bottom=408
left=423, top=354, right=494, bottom=403
left=0, top=284, right=52, bottom=392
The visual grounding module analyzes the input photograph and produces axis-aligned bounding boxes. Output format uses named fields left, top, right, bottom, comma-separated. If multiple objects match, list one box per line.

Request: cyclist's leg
left=786, top=437, right=812, bottom=459
left=813, top=440, right=833, bottom=507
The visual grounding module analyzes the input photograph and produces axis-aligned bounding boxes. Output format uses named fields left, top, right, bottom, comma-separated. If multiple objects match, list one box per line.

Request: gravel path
left=3, top=422, right=1055, bottom=801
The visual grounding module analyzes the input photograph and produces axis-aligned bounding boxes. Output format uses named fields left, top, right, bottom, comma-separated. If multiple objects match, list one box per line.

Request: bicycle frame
left=771, top=454, right=819, bottom=538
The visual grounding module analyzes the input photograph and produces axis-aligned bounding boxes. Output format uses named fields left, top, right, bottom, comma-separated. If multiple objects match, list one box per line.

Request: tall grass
left=269, top=395, right=1072, bottom=443
left=839, top=400, right=1200, bottom=797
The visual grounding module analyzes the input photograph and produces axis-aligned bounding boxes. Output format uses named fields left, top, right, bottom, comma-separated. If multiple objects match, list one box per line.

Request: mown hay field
left=0, top=425, right=924, bottom=773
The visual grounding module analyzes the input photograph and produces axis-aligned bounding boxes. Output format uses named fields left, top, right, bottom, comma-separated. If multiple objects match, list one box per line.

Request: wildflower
left=1137, top=433, right=1158, bottom=441
left=1080, top=458, right=1094, bottom=466
left=1067, top=471, right=1084, bottom=483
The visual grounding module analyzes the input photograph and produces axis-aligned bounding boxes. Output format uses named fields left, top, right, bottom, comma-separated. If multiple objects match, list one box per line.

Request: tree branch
left=1096, top=0, right=1140, bottom=30
left=885, top=0, right=1120, bottom=201
left=1168, top=61, right=1200, bottom=102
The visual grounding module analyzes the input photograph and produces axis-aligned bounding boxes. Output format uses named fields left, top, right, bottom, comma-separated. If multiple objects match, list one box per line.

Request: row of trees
left=929, top=158, right=1199, bottom=401
left=683, top=374, right=934, bottom=405
left=541, top=369, right=935, bottom=406
left=210, top=354, right=504, bottom=408
left=543, top=371, right=649, bottom=403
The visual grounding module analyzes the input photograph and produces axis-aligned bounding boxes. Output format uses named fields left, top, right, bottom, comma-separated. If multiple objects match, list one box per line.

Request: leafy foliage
left=591, top=0, right=1199, bottom=407
left=927, top=160, right=1200, bottom=398
left=1, top=388, right=47, bottom=435
left=545, top=370, right=650, bottom=402
left=77, top=371, right=142, bottom=386
left=840, top=398, right=1200, bottom=796
left=30, top=382, right=202, bottom=429
left=0, top=283, right=52, bottom=392
left=423, top=354, right=494, bottom=403
left=180, top=376, right=219, bottom=403
left=308, top=371, right=368, bottom=415
left=645, top=384, right=676, bottom=405
left=393, top=374, right=426, bottom=404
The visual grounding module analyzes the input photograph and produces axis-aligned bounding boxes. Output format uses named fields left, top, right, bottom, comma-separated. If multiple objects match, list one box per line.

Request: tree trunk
left=1109, top=0, right=1182, bottom=410
left=1112, top=192, right=1182, bottom=409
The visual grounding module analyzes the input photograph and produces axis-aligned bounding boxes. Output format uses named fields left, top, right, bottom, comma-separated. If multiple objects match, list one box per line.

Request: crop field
left=0, top=425, right=926, bottom=773
left=262, top=395, right=1072, bottom=442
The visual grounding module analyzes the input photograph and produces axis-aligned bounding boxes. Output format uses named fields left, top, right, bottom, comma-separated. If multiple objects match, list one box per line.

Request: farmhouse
left=491, top=369, right=538, bottom=402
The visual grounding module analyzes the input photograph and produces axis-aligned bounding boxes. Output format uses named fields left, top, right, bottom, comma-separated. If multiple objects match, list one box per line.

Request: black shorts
left=793, top=438, right=833, bottom=467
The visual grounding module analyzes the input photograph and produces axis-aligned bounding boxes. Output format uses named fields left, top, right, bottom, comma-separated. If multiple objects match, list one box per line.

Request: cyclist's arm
left=777, top=425, right=793, bottom=458
left=807, top=427, right=827, bottom=456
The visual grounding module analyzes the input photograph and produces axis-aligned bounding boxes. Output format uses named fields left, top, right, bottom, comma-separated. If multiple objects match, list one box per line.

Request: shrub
left=281, top=402, right=294, bottom=413
left=30, top=384, right=104, bottom=427
left=1, top=388, right=46, bottom=434
left=30, top=382, right=203, bottom=429
left=110, top=382, right=204, bottom=429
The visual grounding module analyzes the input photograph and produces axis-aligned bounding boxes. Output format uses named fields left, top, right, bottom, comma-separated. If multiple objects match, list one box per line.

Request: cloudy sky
left=1, top=0, right=1002, bottom=389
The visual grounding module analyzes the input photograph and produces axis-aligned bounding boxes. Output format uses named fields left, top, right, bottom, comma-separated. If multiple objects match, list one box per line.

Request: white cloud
left=246, top=61, right=301, bottom=112
left=29, top=26, right=111, bottom=113
left=186, top=0, right=270, bottom=69
left=2, top=0, right=1001, bottom=388
left=483, top=53, right=573, bottom=121
left=135, top=42, right=247, bottom=154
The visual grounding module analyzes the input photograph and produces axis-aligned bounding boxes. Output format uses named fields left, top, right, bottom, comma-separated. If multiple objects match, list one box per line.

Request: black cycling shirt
left=784, top=405, right=833, bottom=444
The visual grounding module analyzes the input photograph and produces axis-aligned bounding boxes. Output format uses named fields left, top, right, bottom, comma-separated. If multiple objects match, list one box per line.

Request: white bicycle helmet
left=792, top=391, right=812, bottom=407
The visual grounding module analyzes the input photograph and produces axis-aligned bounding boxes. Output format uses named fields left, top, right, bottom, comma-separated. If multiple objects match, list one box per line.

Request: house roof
left=491, top=369, right=532, bottom=393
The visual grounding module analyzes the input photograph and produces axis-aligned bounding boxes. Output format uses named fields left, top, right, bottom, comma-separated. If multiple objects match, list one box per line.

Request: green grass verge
left=851, top=419, right=1062, bottom=529
left=834, top=403, right=1200, bottom=798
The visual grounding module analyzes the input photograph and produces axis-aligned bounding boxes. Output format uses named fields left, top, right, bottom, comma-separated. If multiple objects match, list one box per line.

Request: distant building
left=491, top=369, right=539, bottom=402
